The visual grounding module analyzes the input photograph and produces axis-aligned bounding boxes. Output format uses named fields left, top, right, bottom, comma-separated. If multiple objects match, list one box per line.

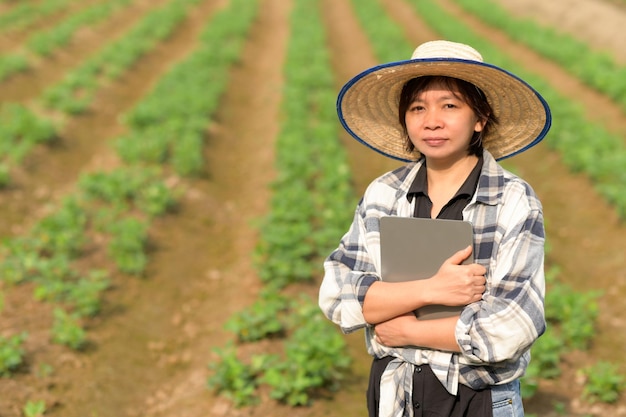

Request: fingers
left=446, top=245, right=473, bottom=265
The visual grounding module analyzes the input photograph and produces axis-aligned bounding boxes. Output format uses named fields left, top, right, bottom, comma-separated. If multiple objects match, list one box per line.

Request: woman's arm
left=319, top=203, right=380, bottom=333
left=374, top=313, right=461, bottom=352
left=456, top=189, right=547, bottom=364
left=363, top=245, right=486, bottom=324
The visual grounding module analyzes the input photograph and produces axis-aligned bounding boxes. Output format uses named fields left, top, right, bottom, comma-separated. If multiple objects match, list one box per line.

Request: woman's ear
left=474, top=117, right=487, bottom=133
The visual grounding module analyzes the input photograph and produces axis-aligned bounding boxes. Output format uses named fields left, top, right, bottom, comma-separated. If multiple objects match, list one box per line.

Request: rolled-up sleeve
left=457, top=184, right=546, bottom=365
left=319, top=203, right=381, bottom=334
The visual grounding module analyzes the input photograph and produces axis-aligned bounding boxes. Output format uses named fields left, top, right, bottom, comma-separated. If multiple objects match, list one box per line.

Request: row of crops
left=0, top=0, right=625, bottom=414
left=0, top=0, right=73, bottom=33
left=0, top=0, right=136, bottom=81
left=208, top=0, right=356, bottom=406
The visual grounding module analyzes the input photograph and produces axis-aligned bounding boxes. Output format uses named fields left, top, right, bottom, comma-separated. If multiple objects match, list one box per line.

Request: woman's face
left=404, top=82, right=485, bottom=165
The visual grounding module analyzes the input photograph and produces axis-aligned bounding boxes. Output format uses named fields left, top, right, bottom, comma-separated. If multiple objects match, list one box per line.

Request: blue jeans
left=492, top=379, right=524, bottom=417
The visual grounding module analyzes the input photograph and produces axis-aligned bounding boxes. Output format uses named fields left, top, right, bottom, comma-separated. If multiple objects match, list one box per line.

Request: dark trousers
left=366, top=357, right=493, bottom=417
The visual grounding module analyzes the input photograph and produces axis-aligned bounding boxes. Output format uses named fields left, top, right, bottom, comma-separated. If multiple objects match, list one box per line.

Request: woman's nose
left=423, top=109, right=442, bottom=128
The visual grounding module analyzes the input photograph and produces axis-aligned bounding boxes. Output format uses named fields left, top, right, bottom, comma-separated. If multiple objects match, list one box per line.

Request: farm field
left=0, top=0, right=625, bottom=416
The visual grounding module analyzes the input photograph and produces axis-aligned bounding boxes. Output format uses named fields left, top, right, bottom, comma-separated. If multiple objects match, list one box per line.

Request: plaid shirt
left=319, top=151, right=546, bottom=412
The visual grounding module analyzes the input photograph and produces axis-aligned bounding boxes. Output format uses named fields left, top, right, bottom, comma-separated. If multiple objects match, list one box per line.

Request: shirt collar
left=406, top=155, right=484, bottom=203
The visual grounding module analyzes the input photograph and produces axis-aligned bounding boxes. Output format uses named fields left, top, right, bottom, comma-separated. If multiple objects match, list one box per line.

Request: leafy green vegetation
left=51, top=308, right=86, bottom=350
left=106, top=217, right=149, bottom=275
left=210, top=297, right=352, bottom=407
left=0, top=104, right=57, bottom=186
left=0, top=332, right=27, bottom=377
left=0, top=0, right=71, bottom=31
left=225, top=291, right=289, bottom=342
left=118, top=0, right=255, bottom=176
left=0, top=54, right=28, bottom=82
left=79, top=167, right=176, bottom=216
left=22, top=400, right=47, bottom=417
left=580, top=361, right=625, bottom=404
left=261, top=301, right=352, bottom=406
left=28, top=0, right=133, bottom=57
left=208, top=344, right=262, bottom=407
left=42, top=0, right=202, bottom=114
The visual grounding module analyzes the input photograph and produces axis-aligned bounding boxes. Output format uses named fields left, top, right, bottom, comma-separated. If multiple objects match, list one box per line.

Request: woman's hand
left=427, top=245, right=487, bottom=306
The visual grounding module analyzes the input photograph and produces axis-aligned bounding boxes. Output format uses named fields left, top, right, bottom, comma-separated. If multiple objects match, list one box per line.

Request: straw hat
left=337, top=40, right=552, bottom=161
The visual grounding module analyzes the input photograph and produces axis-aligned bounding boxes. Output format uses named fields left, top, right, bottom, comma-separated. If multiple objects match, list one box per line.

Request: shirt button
left=414, top=401, right=421, bottom=409
left=416, top=366, right=422, bottom=373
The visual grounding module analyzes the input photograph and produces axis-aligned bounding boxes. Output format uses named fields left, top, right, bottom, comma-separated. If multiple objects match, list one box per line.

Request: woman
left=319, top=40, right=551, bottom=416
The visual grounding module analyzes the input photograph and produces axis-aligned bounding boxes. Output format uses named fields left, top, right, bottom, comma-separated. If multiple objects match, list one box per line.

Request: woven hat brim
left=337, top=58, right=552, bottom=162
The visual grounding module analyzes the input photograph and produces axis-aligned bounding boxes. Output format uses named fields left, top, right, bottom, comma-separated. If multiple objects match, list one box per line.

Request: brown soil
left=1, top=0, right=626, bottom=416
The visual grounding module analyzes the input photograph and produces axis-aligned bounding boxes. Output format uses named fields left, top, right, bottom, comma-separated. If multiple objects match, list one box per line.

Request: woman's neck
left=425, top=154, right=479, bottom=218
left=426, top=154, right=479, bottom=187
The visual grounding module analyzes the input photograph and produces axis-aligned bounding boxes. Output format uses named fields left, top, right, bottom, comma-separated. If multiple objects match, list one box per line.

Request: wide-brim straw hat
left=337, top=40, right=552, bottom=161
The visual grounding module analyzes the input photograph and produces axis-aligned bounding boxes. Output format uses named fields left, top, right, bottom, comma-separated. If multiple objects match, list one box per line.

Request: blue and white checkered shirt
left=319, top=150, right=546, bottom=415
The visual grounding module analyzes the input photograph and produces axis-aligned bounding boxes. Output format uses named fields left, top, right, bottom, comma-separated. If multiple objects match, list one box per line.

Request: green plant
left=35, top=363, right=53, bottom=378
left=545, top=282, right=601, bottom=350
left=0, top=332, right=27, bottom=377
left=552, top=402, right=567, bottom=415
left=207, top=344, right=262, bottom=407
left=35, top=269, right=109, bottom=317
left=106, top=217, right=148, bottom=275
left=22, top=400, right=46, bottom=417
left=136, top=181, right=176, bottom=216
left=580, top=361, right=625, bottom=403
left=0, top=54, right=28, bottom=81
left=118, top=0, right=257, bottom=176
left=79, top=167, right=174, bottom=216
left=0, top=162, right=9, bottom=187
left=31, top=196, right=87, bottom=256
left=0, top=238, right=45, bottom=284
left=51, top=308, right=86, bottom=350
left=224, top=292, right=288, bottom=342
left=262, top=300, right=351, bottom=406
left=64, top=270, right=110, bottom=317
